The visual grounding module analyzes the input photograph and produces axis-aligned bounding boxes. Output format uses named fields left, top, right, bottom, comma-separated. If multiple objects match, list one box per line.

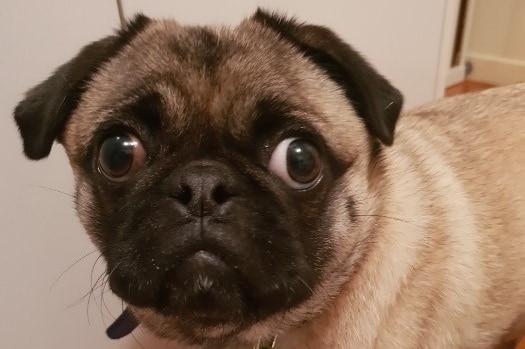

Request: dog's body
left=13, top=11, right=525, bottom=349
left=276, top=86, right=525, bottom=349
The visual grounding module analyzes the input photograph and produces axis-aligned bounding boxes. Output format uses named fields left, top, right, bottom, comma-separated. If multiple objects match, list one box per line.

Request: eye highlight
left=98, top=133, right=146, bottom=182
left=268, top=137, right=322, bottom=189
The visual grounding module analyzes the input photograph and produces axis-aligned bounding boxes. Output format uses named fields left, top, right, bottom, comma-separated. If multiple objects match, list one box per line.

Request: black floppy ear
left=13, top=14, right=151, bottom=160
left=252, top=9, right=403, bottom=146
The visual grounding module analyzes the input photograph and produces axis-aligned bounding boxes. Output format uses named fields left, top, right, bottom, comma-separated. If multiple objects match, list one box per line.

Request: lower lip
left=187, top=250, right=228, bottom=267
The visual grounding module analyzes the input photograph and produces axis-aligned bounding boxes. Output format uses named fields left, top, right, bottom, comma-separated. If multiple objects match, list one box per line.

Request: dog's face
left=14, top=10, right=402, bottom=345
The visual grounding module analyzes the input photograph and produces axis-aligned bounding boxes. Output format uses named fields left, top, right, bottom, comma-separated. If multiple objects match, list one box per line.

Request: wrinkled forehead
left=65, top=18, right=365, bottom=161
left=72, top=21, right=306, bottom=134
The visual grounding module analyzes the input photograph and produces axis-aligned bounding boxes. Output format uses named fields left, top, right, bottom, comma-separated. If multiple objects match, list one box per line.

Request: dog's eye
left=268, top=138, right=322, bottom=189
left=98, top=133, right=146, bottom=182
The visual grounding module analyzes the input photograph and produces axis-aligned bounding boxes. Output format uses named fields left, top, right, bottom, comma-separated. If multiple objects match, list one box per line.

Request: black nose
left=168, top=160, right=236, bottom=216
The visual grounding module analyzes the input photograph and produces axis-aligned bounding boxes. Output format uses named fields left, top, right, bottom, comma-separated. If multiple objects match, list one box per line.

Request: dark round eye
left=268, top=137, right=322, bottom=189
left=98, top=133, right=146, bottom=182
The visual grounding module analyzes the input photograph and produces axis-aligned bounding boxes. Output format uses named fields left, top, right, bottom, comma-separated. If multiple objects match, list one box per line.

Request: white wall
left=0, top=2, right=159, bottom=348
left=466, top=0, right=525, bottom=85
left=1, top=1, right=453, bottom=348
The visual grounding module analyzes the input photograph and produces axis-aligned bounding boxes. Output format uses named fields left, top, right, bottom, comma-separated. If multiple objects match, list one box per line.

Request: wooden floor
left=445, top=80, right=494, bottom=97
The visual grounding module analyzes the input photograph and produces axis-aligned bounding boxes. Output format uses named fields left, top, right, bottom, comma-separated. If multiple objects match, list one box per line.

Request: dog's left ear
left=252, top=9, right=403, bottom=146
left=13, top=14, right=151, bottom=160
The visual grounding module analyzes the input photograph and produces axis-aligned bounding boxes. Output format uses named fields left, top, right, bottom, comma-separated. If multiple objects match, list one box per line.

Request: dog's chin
left=107, top=239, right=316, bottom=337
left=109, top=253, right=243, bottom=326
left=110, top=253, right=316, bottom=344
left=158, top=250, right=250, bottom=326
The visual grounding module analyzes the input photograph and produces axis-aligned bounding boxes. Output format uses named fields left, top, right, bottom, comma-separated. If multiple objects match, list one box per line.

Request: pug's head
left=13, top=10, right=402, bottom=346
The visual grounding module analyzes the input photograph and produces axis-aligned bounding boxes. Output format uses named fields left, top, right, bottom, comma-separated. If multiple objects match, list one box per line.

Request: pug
left=13, top=9, right=525, bottom=349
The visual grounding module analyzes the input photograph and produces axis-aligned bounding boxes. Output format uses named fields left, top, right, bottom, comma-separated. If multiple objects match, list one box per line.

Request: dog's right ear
left=13, top=14, right=151, bottom=160
left=252, top=9, right=403, bottom=146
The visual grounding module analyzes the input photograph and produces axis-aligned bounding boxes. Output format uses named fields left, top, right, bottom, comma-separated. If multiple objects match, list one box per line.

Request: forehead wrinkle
left=127, top=20, right=302, bottom=143
left=147, top=67, right=221, bottom=134
left=151, top=74, right=238, bottom=149
left=206, top=58, right=300, bottom=142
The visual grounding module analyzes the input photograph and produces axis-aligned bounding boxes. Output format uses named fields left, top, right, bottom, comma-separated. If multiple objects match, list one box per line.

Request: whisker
left=297, top=276, right=315, bottom=295
left=101, top=275, right=116, bottom=321
left=66, top=253, right=105, bottom=309
left=50, top=250, right=99, bottom=291
left=354, top=214, right=424, bottom=228
left=87, top=271, right=108, bottom=325
left=27, top=184, right=74, bottom=198
left=67, top=277, right=105, bottom=308
left=85, top=254, right=106, bottom=324
left=90, top=254, right=105, bottom=293
left=99, top=276, right=109, bottom=328
left=93, top=260, right=123, bottom=321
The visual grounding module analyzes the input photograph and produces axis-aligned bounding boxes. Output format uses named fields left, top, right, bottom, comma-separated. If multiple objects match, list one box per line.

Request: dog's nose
left=168, top=160, right=236, bottom=216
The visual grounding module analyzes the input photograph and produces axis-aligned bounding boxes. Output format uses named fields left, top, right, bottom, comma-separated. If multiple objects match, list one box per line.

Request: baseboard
left=467, top=53, right=525, bottom=85
left=446, top=64, right=467, bottom=87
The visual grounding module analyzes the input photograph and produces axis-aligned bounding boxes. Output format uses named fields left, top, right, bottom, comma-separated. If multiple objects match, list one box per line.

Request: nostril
left=211, top=184, right=232, bottom=205
left=177, top=184, right=192, bottom=205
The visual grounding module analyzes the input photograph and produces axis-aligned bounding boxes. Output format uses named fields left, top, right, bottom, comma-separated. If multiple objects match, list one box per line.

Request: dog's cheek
left=74, top=177, right=106, bottom=247
left=312, top=170, right=380, bottom=296
left=233, top=177, right=380, bottom=343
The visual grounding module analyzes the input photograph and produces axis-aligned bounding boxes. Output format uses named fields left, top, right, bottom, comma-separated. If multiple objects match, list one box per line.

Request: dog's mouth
left=163, top=248, right=251, bottom=323
left=105, top=225, right=316, bottom=335
left=105, top=248, right=248, bottom=341
left=108, top=246, right=250, bottom=323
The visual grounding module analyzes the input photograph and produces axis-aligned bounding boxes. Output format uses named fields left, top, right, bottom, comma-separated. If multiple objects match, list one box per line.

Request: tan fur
left=58, top=17, right=525, bottom=349
left=271, top=85, right=525, bottom=349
